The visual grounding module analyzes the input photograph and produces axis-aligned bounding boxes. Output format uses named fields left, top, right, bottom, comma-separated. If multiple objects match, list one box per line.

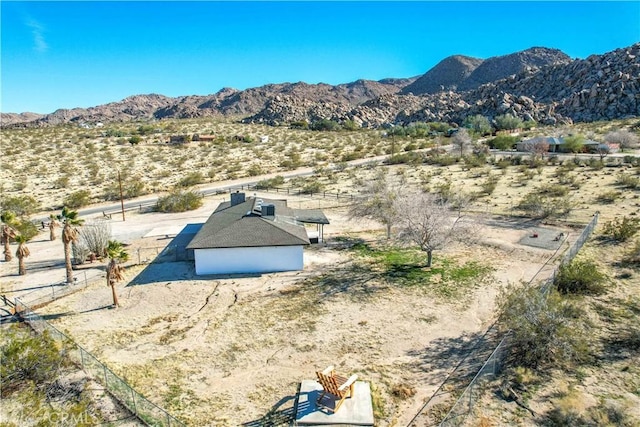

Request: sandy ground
left=1, top=191, right=577, bottom=426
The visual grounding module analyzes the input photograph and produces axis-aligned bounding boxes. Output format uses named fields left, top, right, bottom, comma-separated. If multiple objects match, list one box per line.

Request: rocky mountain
left=401, top=55, right=484, bottom=95
left=1, top=79, right=411, bottom=128
left=2, top=44, right=638, bottom=129
left=458, top=47, right=571, bottom=91
left=247, top=44, right=639, bottom=127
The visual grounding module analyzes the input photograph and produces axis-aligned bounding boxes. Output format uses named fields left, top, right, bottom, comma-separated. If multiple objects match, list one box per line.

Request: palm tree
left=15, top=234, right=31, bottom=275
left=49, top=214, right=59, bottom=241
left=106, top=240, right=129, bottom=307
left=1, top=211, right=18, bottom=262
left=59, top=207, right=84, bottom=284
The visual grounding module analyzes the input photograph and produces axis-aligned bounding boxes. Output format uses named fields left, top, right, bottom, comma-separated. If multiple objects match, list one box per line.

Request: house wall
left=193, top=245, right=304, bottom=275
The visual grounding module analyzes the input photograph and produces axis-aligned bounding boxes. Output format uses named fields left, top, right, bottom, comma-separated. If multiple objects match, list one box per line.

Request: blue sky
left=2, top=1, right=639, bottom=114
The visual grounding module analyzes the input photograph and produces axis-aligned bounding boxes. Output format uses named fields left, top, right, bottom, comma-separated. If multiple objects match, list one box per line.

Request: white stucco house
left=186, top=192, right=328, bottom=275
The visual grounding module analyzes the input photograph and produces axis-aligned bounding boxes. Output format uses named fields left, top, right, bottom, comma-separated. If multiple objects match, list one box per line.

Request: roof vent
left=263, top=204, right=276, bottom=217
left=231, top=191, right=246, bottom=206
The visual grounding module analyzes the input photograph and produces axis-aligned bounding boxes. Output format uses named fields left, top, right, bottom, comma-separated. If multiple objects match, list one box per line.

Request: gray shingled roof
left=186, top=197, right=312, bottom=249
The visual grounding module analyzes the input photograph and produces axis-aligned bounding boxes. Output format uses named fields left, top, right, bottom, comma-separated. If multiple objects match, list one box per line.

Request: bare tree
left=605, top=129, right=639, bottom=152
left=522, top=138, right=550, bottom=160
left=593, top=143, right=610, bottom=161
left=451, top=128, right=472, bottom=157
left=394, top=190, right=476, bottom=267
left=349, top=169, right=404, bottom=239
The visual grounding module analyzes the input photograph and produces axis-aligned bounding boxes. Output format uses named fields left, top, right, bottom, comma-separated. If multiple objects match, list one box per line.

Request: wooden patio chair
left=315, top=365, right=358, bottom=413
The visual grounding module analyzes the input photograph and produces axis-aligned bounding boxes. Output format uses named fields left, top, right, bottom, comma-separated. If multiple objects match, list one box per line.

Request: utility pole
left=118, top=170, right=125, bottom=222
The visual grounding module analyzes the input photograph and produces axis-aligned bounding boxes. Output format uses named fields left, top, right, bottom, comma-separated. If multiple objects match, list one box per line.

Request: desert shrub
left=0, top=326, right=63, bottom=397
left=516, top=193, right=572, bottom=218
left=494, top=114, right=523, bottom=130
left=537, top=183, right=569, bottom=197
left=462, top=154, right=486, bottom=168
left=289, top=120, right=309, bottom=130
left=385, top=152, right=423, bottom=165
left=310, top=119, right=341, bottom=131
left=177, top=171, right=204, bottom=187
left=487, top=135, right=518, bottom=150
left=247, top=164, right=263, bottom=177
left=54, top=175, right=71, bottom=189
left=554, top=259, right=607, bottom=295
left=616, top=173, right=640, bottom=189
left=480, top=174, right=500, bottom=195
left=300, top=179, right=324, bottom=194
left=103, top=180, right=146, bottom=201
left=136, top=124, right=156, bottom=135
left=128, top=135, right=141, bottom=145
left=254, top=175, right=285, bottom=190
left=63, top=190, right=91, bottom=209
left=156, top=190, right=203, bottom=213
left=74, top=220, right=111, bottom=260
left=498, top=285, right=590, bottom=369
left=595, top=190, right=622, bottom=204
left=588, top=158, right=605, bottom=170
left=602, top=216, right=640, bottom=242
left=494, top=158, right=512, bottom=169
left=545, top=406, right=588, bottom=426
left=433, top=155, right=457, bottom=166
left=0, top=195, right=40, bottom=217
left=341, top=152, right=362, bottom=162
left=624, top=240, right=640, bottom=265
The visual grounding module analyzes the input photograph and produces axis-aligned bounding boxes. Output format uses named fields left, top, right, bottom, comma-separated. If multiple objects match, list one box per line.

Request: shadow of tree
left=242, top=393, right=297, bottom=426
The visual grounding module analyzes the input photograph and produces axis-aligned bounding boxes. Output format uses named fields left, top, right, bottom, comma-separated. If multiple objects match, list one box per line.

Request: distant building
left=192, top=134, right=216, bottom=142
left=168, top=135, right=192, bottom=144
left=517, top=136, right=603, bottom=153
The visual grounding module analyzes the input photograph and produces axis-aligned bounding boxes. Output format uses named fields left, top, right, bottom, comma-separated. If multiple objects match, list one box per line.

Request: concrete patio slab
left=296, top=380, right=374, bottom=426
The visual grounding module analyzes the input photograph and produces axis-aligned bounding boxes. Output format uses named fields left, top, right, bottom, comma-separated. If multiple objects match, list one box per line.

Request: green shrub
left=255, top=175, right=285, bottom=190
left=310, top=119, right=341, bottom=131
left=1, top=326, right=63, bottom=397
left=63, top=190, right=91, bottom=209
left=498, top=285, right=590, bottom=369
left=0, top=195, right=40, bottom=216
left=516, top=193, right=572, bottom=218
left=481, top=175, right=500, bottom=195
left=156, top=190, right=203, bottom=213
left=602, top=216, right=640, bottom=242
left=487, top=135, right=518, bottom=150
left=289, top=120, right=309, bottom=130
left=385, top=152, right=423, bottom=165
left=616, top=173, right=640, bottom=189
left=555, top=259, right=607, bottom=295
left=247, top=164, right=263, bottom=177
left=300, top=179, right=324, bottom=194
left=595, top=191, right=622, bottom=204
left=177, top=171, right=204, bottom=187
left=624, top=240, right=640, bottom=264
left=537, top=184, right=570, bottom=197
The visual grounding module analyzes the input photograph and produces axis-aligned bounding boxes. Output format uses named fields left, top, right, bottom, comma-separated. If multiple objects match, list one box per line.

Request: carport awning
left=294, top=209, right=330, bottom=224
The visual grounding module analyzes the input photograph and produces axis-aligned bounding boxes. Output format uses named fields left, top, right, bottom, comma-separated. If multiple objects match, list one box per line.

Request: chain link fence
left=411, top=212, right=600, bottom=427
left=14, top=297, right=186, bottom=427
left=437, top=336, right=509, bottom=427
